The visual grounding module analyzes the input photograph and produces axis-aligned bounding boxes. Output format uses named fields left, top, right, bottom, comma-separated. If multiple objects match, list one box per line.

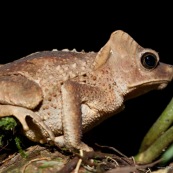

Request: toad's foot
left=54, top=135, right=93, bottom=152
left=0, top=105, right=55, bottom=142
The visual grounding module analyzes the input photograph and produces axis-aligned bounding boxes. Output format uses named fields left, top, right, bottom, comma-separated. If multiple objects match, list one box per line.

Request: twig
left=74, top=150, right=83, bottom=173
left=57, top=156, right=79, bottom=173
left=22, top=157, right=50, bottom=173
left=95, top=143, right=128, bottom=158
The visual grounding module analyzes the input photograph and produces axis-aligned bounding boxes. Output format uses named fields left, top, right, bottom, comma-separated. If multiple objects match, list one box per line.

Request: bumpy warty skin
left=0, top=30, right=172, bottom=151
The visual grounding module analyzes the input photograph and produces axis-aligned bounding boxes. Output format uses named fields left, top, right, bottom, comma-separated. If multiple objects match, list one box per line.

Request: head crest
left=93, top=30, right=140, bottom=69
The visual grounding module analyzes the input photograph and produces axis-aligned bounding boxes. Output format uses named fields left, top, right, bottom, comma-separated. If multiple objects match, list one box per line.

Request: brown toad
left=0, top=30, right=172, bottom=151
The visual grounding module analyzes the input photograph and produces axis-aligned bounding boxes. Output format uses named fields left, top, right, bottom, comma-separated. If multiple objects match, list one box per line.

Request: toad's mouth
left=124, top=80, right=170, bottom=100
left=128, top=80, right=170, bottom=90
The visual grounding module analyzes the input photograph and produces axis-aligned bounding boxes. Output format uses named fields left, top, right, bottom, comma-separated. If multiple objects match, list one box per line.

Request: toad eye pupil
left=141, top=53, right=158, bottom=69
left=145, top=55, right=156, bottom=66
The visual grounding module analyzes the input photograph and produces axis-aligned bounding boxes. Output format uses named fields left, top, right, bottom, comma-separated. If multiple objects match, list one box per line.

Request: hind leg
left=0, top=105, right=55, bottom=143
left=0, top=75, right=55, bottom=143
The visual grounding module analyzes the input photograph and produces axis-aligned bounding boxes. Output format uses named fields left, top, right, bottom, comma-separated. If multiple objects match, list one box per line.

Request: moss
left=0, top=117, right=27, bottom=157
left=0, top=117, right=17, bottom=131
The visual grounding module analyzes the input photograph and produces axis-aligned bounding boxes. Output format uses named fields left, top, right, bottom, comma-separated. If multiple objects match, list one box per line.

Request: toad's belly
left=23, top=103, right=99, bottom=143
left=42, top=104, right=100, bottom=135
left=38, top=100, right=63, bottom=135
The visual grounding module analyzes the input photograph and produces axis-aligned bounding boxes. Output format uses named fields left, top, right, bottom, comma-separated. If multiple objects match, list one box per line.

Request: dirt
left=0, top=144, right=167, bottom=173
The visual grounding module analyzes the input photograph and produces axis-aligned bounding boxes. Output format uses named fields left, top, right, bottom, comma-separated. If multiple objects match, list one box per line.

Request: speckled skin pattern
left=0, top=30, right=172, bottom=151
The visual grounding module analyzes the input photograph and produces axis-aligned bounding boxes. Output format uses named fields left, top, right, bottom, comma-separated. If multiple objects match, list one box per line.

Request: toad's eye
left=141, top=52, right=158, bottom=69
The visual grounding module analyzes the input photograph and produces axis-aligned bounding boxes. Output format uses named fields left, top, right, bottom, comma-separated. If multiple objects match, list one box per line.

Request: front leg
left=55, top=80, right=123, bottom=151
left=61, top=81, right=92, bottom=151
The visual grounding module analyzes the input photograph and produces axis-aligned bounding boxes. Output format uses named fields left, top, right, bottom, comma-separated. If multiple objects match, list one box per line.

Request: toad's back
left=0, top=51, right=97, bottom=82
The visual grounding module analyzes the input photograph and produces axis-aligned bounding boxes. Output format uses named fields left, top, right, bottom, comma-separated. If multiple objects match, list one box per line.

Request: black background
left=0, top=2, right=173, bottom=156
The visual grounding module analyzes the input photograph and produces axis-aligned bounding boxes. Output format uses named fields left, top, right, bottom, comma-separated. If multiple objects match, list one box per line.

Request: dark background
left=0, top=2, right=173, bottom=156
